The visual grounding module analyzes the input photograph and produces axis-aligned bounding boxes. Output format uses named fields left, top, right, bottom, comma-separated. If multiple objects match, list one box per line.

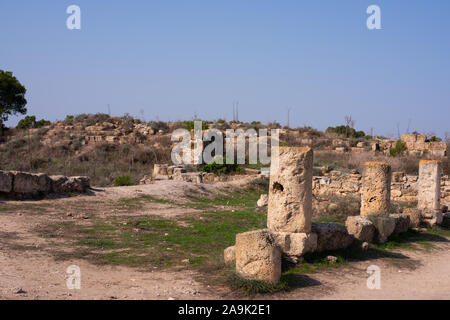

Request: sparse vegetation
left=390, top=140, right=408, bottom=157
left=113, top=175, right=133, bottom=186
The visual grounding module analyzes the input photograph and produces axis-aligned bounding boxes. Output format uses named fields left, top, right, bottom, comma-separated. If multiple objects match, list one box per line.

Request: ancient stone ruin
left=224, top=147, right=354, bottom=283
left=224, top=149, right=448, bottom=284
left=418, top=160, right=443, bottom=227
left=0, top=170, right=90, bottom=199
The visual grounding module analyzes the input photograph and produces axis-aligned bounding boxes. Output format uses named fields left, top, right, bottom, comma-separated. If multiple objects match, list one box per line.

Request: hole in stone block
left=273, top=182, right=284, bottom=192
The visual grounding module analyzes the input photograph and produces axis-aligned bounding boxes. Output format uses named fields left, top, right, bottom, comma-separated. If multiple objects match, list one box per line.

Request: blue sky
left=1, top=1, right=449, bottom=138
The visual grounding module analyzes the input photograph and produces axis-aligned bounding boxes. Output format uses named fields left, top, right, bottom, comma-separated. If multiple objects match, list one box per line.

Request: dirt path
left=0, top=181, right=449, bottom=300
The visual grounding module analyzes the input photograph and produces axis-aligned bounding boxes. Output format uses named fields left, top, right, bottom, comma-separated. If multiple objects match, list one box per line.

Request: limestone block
left=13, top=172, right=52, bottom=194
left=0, top=171, right=13, bottom=193
left=49, top=175, right=69, bottom=193
left=311, top=222, right=354, bottom=252
left=418, top=160, right=441, bottom=212
left=361, top=162, right=392, bottom=217
left=421, top=210, right=443, bottom=228
left=223, top=246, right=236, bottom=265
left=389, top=214, right=411, bottom=235
left=235, top=229, right=281, bottom=283
left=267, top=147, right=313, bottom=233
left=403, top=208, right=422, bottom=228
left=345, top=216, right=376, bottom=242
left=367, top=216, right=396, bottom=243
left=272, top=232, right=317, bottom=257
left=152, top=164, right=169, bottom=178
left=257, top=194, right=268, bottom=207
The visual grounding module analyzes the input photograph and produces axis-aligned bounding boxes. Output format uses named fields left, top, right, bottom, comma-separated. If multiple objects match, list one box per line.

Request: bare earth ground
left=0, top=180, right=449, bottom=300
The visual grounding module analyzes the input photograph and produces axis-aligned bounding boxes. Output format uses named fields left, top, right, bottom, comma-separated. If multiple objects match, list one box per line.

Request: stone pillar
left=152, top=164, right=168, bottom=178
left=235, top=230, right=281, bottom=283
left=267, top=146, right=313, bottom=233
left=360, top=162, right=392, bottom=217
left=418, top=160, right=441, bottom=212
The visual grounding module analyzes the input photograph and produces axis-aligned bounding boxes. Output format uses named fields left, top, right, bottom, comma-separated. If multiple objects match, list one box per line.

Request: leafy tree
left=0, top=70, right=27, bottom=134
left=16, top=115, right=51, bottom=130
left=326, top=125, right=366, bottom=138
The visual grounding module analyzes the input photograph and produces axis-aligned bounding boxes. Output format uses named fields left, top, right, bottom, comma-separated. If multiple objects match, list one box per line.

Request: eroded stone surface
left=390, top=214, right=411, bottom=235
left=272, top=232, right=317, bottom=257
left=403, top=208, right=422, bottom=228
left=235, top=229, right=281, bottom=283
left=0, top=171, right=14, bottom=193
left=257, top=194, right=268, bottom=207
left=361, top=162, right=392, bottom=217
left=367, top=216, right=396, bottom=243
left=311, top=222, right=353, bottom=252
left=223, top=246, right=236, bottom=265
left=268, top=147, right=313, bottom=233
left=418, top=160, right=441, bottom=212
left=345, top=216, right=376, bottom=242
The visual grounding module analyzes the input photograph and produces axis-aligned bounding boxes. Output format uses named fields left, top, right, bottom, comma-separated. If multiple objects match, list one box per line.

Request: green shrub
left=326, top=125, right=365, bottom=138
left=113, top=175, right=133, bottom=187
left=16, top=116, right=51, bottom=129
left=201, top=156, right=241, bottom=176
left=182, top=120, right=208, bottom=131
left=389, top=140, right=407, bottom=157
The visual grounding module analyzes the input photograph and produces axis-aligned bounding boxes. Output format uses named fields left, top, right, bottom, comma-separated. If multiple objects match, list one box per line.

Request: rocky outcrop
left=0, top=170, right=90, bottom=198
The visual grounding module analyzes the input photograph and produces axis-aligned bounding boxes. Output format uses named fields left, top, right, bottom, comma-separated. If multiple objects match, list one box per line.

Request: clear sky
left=1, top=1, right=449, bottom=138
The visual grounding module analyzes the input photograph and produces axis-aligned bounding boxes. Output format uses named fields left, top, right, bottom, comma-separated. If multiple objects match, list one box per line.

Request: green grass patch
left=115, top=194, right=175, bottom=210
left=184, top=187, right=262, bottom=209
left=41, top=207, right=267, bottom=269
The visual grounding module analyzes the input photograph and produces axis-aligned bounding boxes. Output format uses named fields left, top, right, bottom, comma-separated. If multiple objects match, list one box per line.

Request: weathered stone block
left=257, top=194, right=268, bottom=207
left=403, top=208, right=422, bottom=228
left=389, top=214, right=410, bottom=235
left=152, top=164, right=169, bottom=178
left=418, top=160, right=441, bottom=212
left=311, top=222, right=354, bottom=252
left=0, top=171, right=13, bottom=193
left=268, top=147, right=313, bottom=233
left=345, top=216, right=376, bottom=242
left=49, top=175, right=69, bottom=193
left=361, top=162, right=392, bottom=217
left=272, top=232, right=317, bottom=257
left=223, top=246, right=236, bottom=265
left=367, top=216, right=396, bottom=243
left=421, top=210, right=443, bottom=228
left=235, top=229, right=281, bottom=283
left=13, top=172, right=52, bottom=194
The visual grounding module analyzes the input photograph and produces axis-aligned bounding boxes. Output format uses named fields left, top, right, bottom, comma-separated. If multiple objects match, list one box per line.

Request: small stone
left=326, top=256, right=338, bottom=264
left=361, top=242, right=369, bottom=251
left=181, top=259, right=190, bottom=264
left=223, top=246, right=236, bottom=265
left=257, top=194, right=268, bottom=207
left=13, top=288, right=27, bottom=294
left=168, top=297, right=176, bottom=300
